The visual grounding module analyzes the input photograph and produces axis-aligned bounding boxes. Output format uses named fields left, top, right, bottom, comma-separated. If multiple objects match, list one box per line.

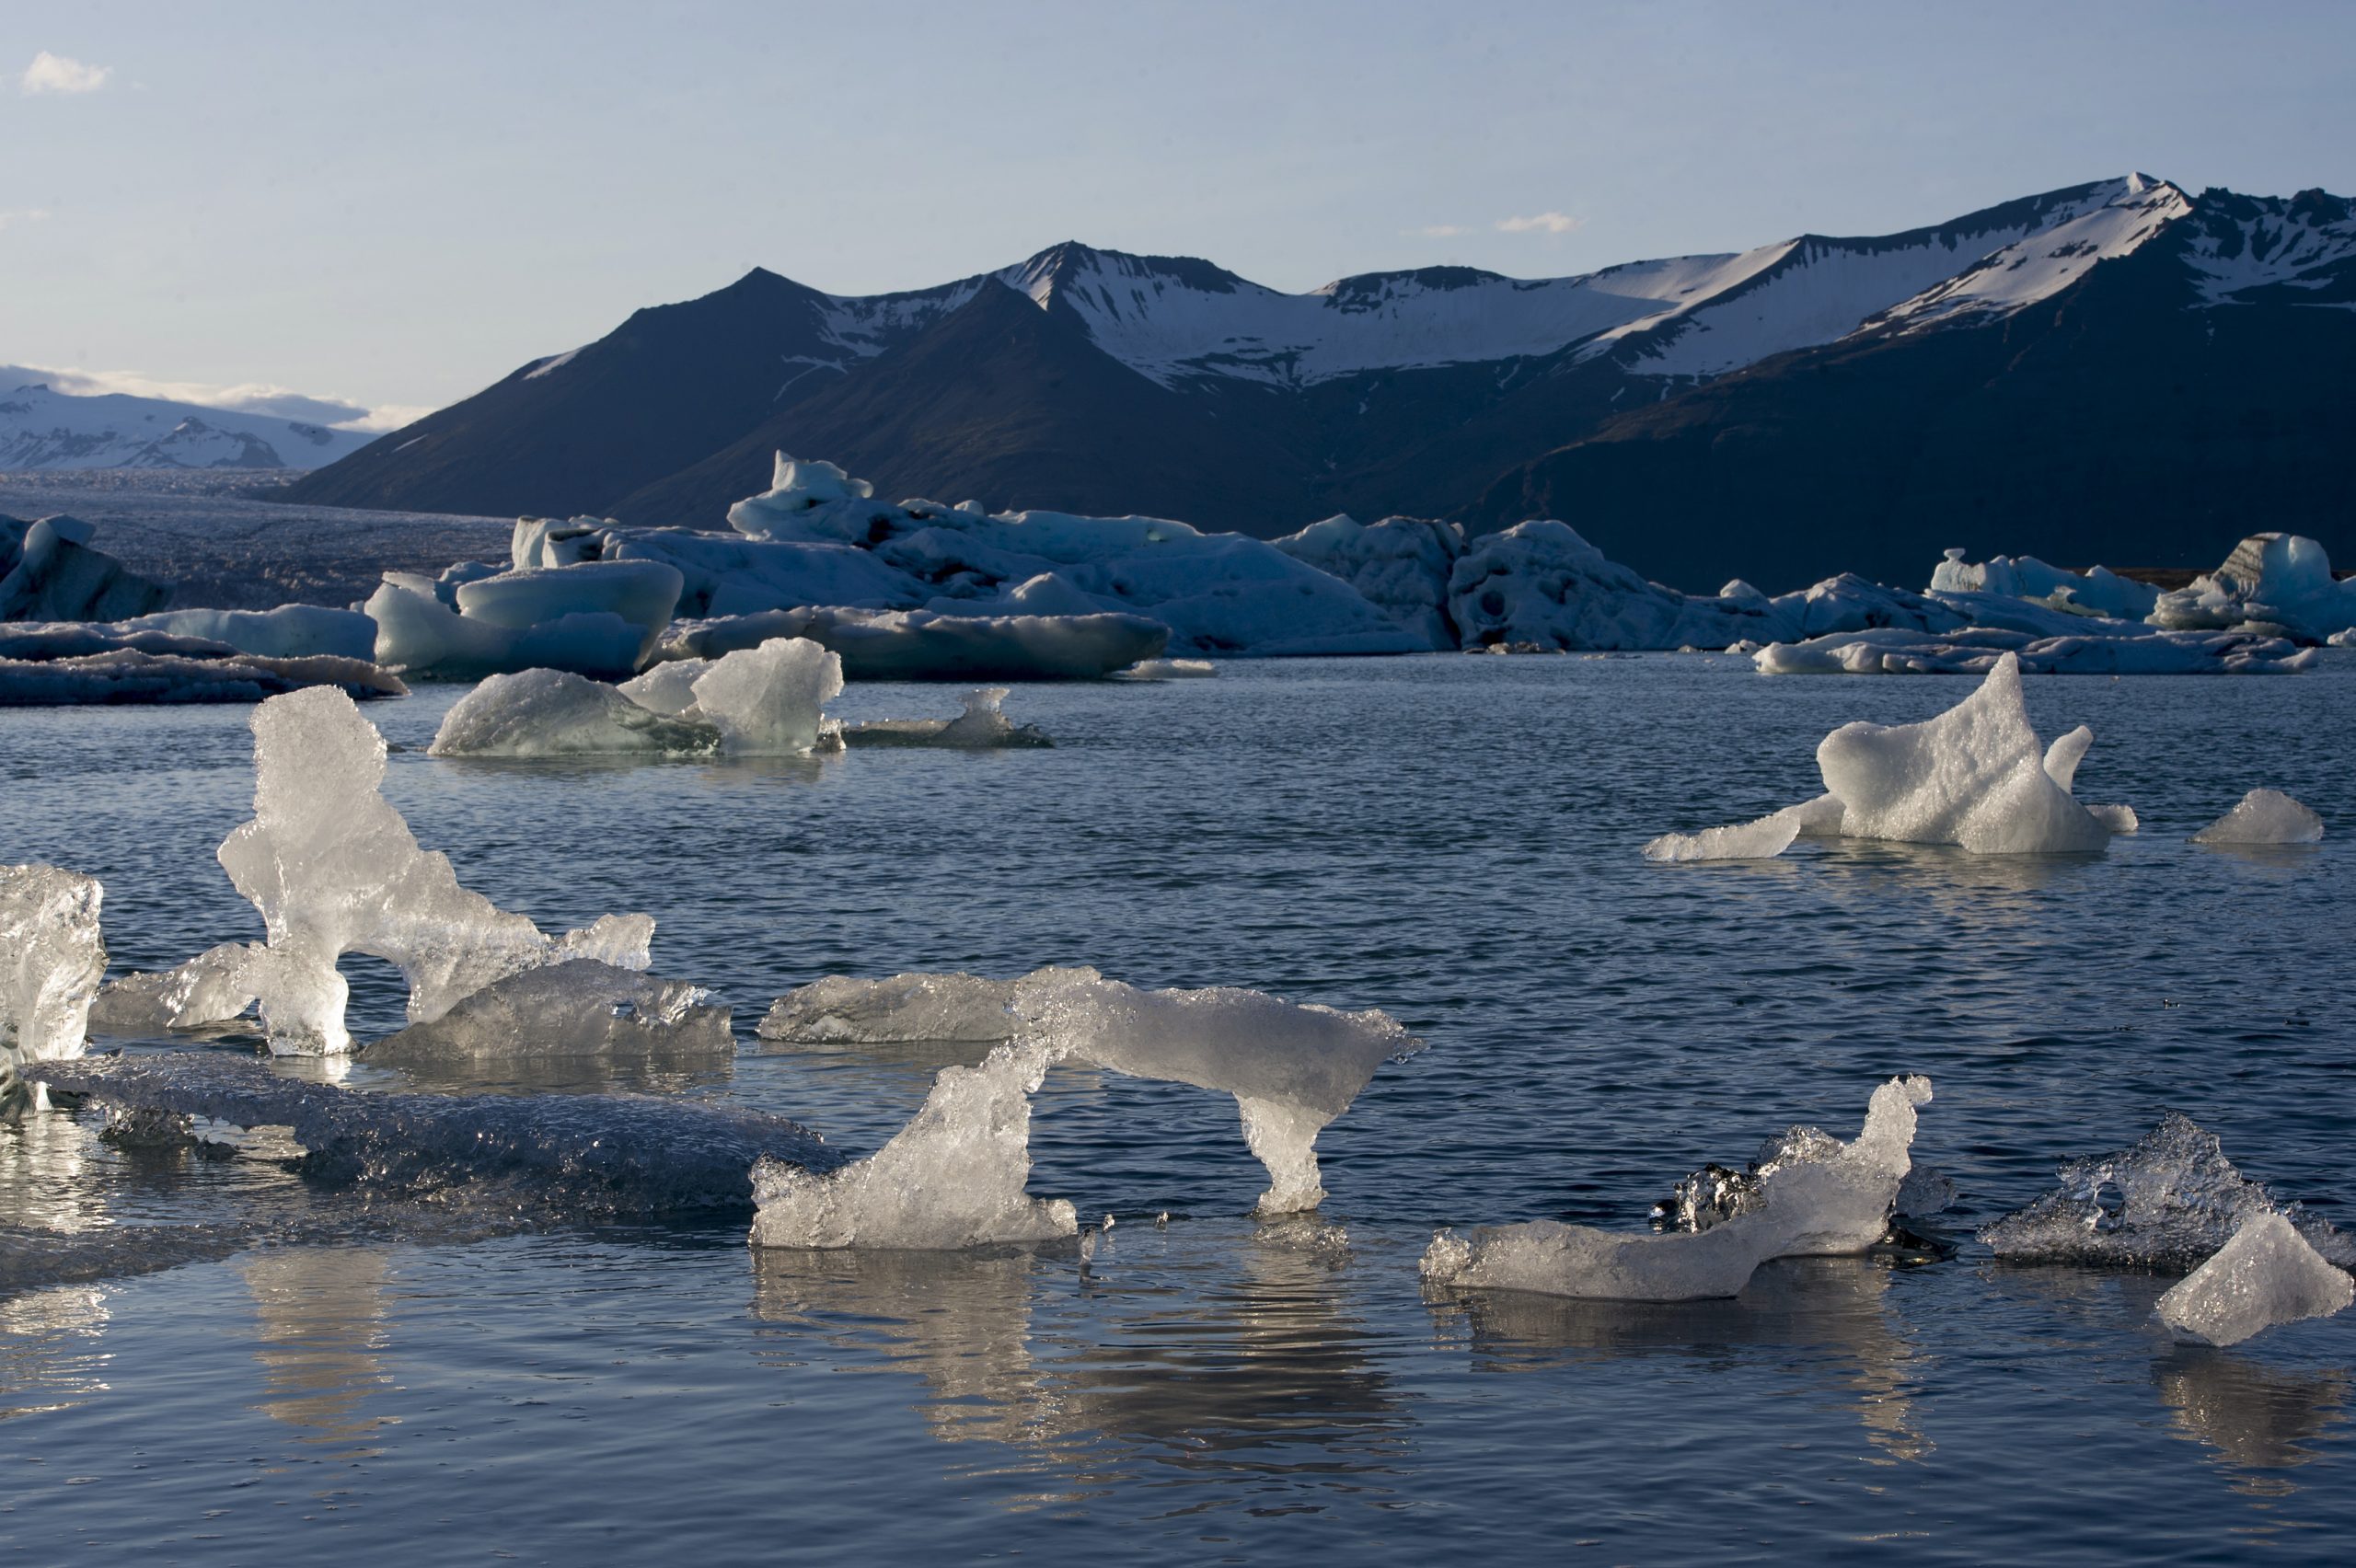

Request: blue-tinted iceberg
left=0, top=514, right=168, bottom=621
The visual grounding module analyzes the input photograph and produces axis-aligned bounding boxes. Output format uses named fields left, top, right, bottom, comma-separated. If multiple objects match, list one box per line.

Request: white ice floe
left=215, top=686, right=655, bottom=1052
left=364, top=959, right=732, bottom=1064
left=2155, top=1212, right=2355, bottom=1348
left=1981, top=1113, right=2354, bottom=1271
left=0, top=514, right=169, bottom=622
left=120, top=605, right=378, bottom=662
left=429, top=638, right=845, bottom=758
left=0, top=864, right=106, bottom=1070
left=750, top=967, right=1419, bottom=1243
left=1274, top=514, right=1466, bottom=650
left=2152, top=534, right=2356, bottom=644
left=2191, top=788, right=2325, bottom=845
left=365, top=576, right=650, bottom=681
left=0, top=645, right=407, bottom=705
left=1114, top=658, right=1217, bottom=680
left=839, top=687, right=1051, bottom=749
left=1930, top=548, right=2159, bottom=620
left=1752, top=624, right=2314, bottom=676
left=1419, top=1078, right=1932, bottom=1301
left=1649, top=656, right=2120, bottom=860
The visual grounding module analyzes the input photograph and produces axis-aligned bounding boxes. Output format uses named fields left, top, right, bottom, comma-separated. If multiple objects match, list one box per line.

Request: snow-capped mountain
left=0, top=376, right=374, bottom=470
left=285, top=177, right=2356, bottom=587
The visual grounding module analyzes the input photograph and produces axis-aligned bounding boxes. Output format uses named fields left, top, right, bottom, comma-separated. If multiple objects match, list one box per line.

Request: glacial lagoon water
left=4, top=653, right=2353, bottom=1562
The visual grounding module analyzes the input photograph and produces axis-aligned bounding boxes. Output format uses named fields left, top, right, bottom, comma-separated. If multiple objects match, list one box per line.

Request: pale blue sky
left=6, top=0, right=2351, bottom=425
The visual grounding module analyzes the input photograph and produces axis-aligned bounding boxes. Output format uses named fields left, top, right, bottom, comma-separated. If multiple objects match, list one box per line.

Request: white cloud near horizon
left=21, top=52, right=112, bottom=94
left=1407, top=224, right=1470, bottom=237
left=1496, top=212, right=1583, bottom=235
left=0, top=208, right=52, bottom=231
left=2, top=362, right=429, bottom=432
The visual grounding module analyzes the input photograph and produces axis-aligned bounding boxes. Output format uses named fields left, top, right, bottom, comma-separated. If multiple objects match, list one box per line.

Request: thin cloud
left=1496, top=212, right=1583, bottom=236
left=2, top=362, right=419, bottom=432
left=0, top=208, right=52, bottom=231
left=21, top=52, right=112, bottom=94
left=1406, top=224, right=1470, bottom=238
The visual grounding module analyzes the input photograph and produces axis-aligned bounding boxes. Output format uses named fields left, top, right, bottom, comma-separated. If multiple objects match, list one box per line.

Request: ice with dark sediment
left=2155, top=1212, right=2354, bottom=1347
left=1981, top=1113, right=2355, bottom=1271
left=2191, top=788, right=2325, bottom=845
left=29, top=1053, right=834, bottom=1214
left=2151, top=533, right=2356, bottom=644
left=1645, top=655, right=2124, bottom=859
left=0, top=864, right=106, bottom=1087
left=198, top=686, right=657, bottom=1053
left=1419, top=1077, right=1932, bottom=1301
left=749, top=968, right=1419, bottom=1243
left=839, top=687, right=1052, bottom=748
left=364, top=960, right=732, bottom=1065
left=657, top=605, right=1167, bottom=682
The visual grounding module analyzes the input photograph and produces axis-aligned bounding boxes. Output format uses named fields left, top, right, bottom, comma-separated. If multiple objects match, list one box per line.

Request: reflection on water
left=0, top=1284, right=111, bottom=1420
left=357, top=1054, right=739, bottom=1099
left=0, top=1109, right=100, bottom=1234
left=750, top=1220, right=1409, bottom=1508
left=2154, top=1351, right=2350, bottom=1495
left=240, top=1247, right=399, bottom=1456
left=1431, top=1256, right=1934, bottom=1462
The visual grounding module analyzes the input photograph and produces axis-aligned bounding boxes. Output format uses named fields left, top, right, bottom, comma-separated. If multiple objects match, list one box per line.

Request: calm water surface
left=3, top=654, right=2352, bottom=1562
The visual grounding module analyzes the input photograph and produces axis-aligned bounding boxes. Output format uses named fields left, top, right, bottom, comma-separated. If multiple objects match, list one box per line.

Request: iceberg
left=750, top=967, right=1419, bottom=1242
left=0, top=864, right=105, bottom=1071
left=1930, top=548, right=2160, bottom=620
left=1420, top=1078, right=1933, bottom=1301
left=0, top=514, right=169, bottom=622
left=217, top=686, right=656, bottom=1052
left=0, top=646, right=407, bottom=706
left=1752, top=625, right=2313, bottom=676
left=657, top=605, right=1165, bottom=681
left=452, top=559, right=682, bottom=658
left=839, top=687, right=1051, bottom=749
left=364, top=959, right=732, bottom=1064
left=29, top=1052, right=833, bottom=1216
left=2151, top=533, right=2356, bottom=644
left=87, top=941, right=260, bottom=1036
left=2155, top=1212, right=2354, bottom=1348
left=119, top=605, right=378, bottom=662
left=2192, top=788, right=2324, bottom=845
left=1642, top=804, right=1810, bottom=863
left=429, top=638, right=845, bottom=758
left=1981, top=1113, right=2354, bottom=1271
left=1114, top=658, right=1217, bottom=680
left=365, top=575, right=651, bottom=681
left=1274, top=514, right=1465, bottom=650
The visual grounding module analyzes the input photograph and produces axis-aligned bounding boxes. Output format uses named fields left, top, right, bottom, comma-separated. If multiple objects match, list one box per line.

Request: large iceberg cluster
left=1646, top=655, right=2125, bottom=860
left=750, top=965, right=1419, bottom=1244
left=1419, top=1078, right=1932, bottom=1301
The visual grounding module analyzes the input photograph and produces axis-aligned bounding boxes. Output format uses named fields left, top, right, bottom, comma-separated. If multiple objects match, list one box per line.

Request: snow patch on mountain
left=2177, top=189, right=2356, bottom=306
left=1872, top=177, right=2194, bottom=332
left=0, top=380, right=373, bottom=471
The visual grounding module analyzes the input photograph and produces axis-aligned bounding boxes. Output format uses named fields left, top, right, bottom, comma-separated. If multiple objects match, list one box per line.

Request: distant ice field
left=4, top=655, right=2353, bottom=1562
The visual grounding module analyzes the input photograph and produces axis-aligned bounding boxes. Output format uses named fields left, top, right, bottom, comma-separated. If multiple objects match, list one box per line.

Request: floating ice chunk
left=840, top=687, right=1052, bottom=749
left=120, top=605, right=378, bottom=662
left=0, top=515, right=169, bottom=621
left=29, top=1052, right=832, bottom=1216
left=1114, top=658, right=1217, bottom=680
left=365, top=577, right=649, bottom=681
left=366, top=960, right=731, bottom=1063
left=429, top=668, right=721, bottom=757
left=686, top=636, right=842, bottom=754
left=1931, top=548, right=2160, bottom=620
left=87, top=942, right=260, bottom=1036
left=219, top=686, right=655, bottom=1052
left=2192, top=789, right=2324, bottom=845
left=455, top=559, right=681, bottom=659
left=1753, top=624, right=2310, bottom=676
left=748, top=1041, right=1077, bottom=1250
left=2152, top=534, right=2356, bottom=643
left=661, top=605, right=1166, bottom=681
left=615, top=658, right=708, bottom=716
left=1642, top=803, right=1809, bottom=862
left=1815, top=654, right=2111, bottom=854
left=0, top=631, right=406, bottom=704
left=0, top=865, right=106, bottom=1069
left=1981, top=1113, right=2354, bottom=1270
left=2085, top=803, right=2141, bottom=835
left=1420, top=1078, right=1932, bottom=1301
left=757, top=966, right=1102, bottom=1045
left=752, top=967, right=1417, bottom=1239
left=2155, top=1213, right=2355, bottom=1348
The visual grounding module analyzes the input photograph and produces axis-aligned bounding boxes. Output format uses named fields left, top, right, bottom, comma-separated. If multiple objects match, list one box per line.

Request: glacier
left=1419, top=1078, right=1933, bottom=1301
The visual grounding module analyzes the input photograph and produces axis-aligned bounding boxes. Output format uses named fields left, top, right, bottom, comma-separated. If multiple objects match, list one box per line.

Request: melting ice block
left=429, top=638, right=846, bottom=758
left=1981, top=1113, right=2354, bottom=1271
left=0, top=864, right=106, bottom=1070
left=1642, top=803, right=1811, bottom=862
left=365, top=960, right=731, bottom=1064
left=2156, top=1212, right=2355, bottom=1348
left=684, top=636, right=842, bottom=754
left=750, top=968, right=1419, bottom=1242
left=87, top=942, right=260, bottom=1036
left=1420, top=1078, right=1932, bottom=1301
left=218, top=686, right=655, bottom=1052
left=2192, top=788, right=2324, bottom=845
left=839, top=687, right=1052, bottom=749
left=30, top=1052, right=833, bottom=1216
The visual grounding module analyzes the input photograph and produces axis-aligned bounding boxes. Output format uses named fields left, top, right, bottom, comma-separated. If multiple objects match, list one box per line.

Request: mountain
left=0, top=376, right=372, bottom=470
left=283, top=176, right=2356, bottom=589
